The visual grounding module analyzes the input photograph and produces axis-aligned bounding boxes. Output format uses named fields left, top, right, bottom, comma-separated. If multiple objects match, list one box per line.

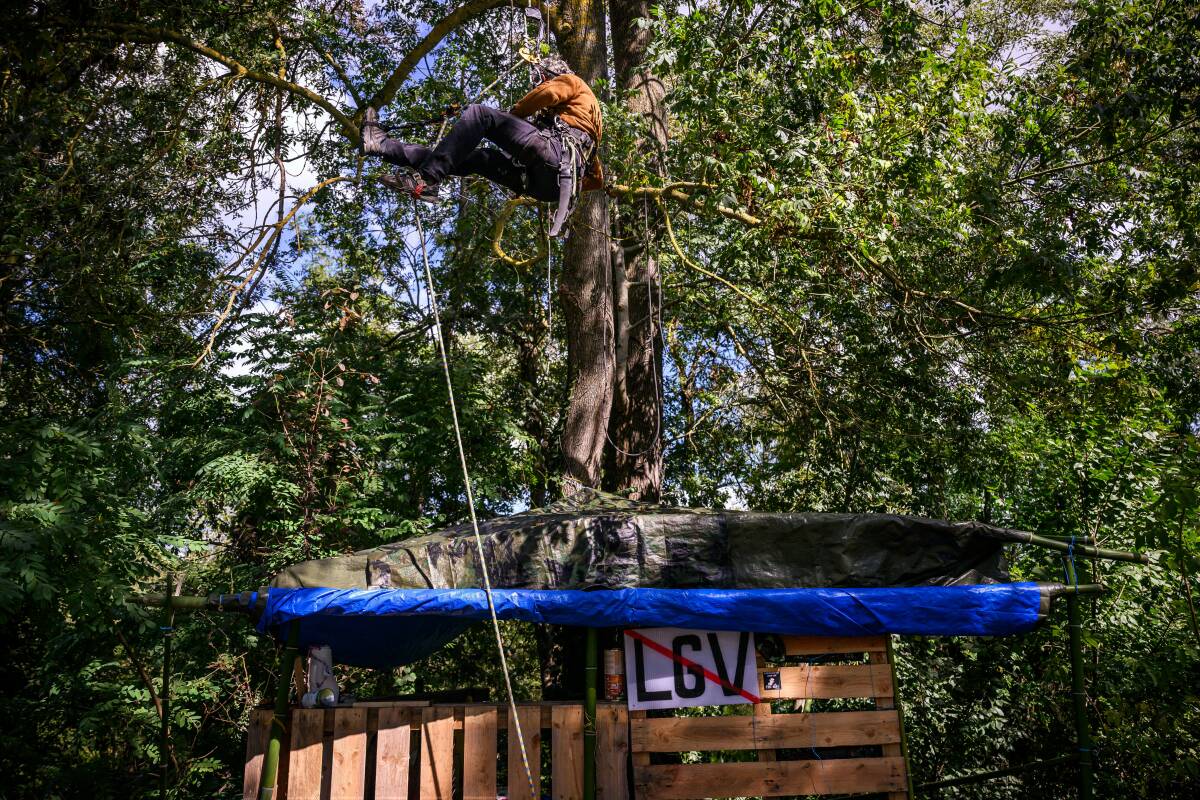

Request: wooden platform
left=244, top=636, right=909, bottom=799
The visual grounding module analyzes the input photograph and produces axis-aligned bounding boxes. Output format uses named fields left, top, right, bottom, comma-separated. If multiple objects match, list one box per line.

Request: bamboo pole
left=583, top=627, right=597, bottom=800
left=259, top=621, right=301, bottom=800
left=1063, top=556, right=1095, bottom=800
left=159, top=573, right=175, bottom=800
left=914, top=755, right=1074, bottom=791
left=132, top=591, right=265, bottom=612
left=1017, top=532, right=1148, bottom=564
left=1047, top=583, right=1106, bottom=598
left=885, top=637, right=915, bottom=798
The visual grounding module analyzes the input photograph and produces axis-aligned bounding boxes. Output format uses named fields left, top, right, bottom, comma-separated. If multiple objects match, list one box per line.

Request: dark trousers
left=375, top=104, right=563, bottom=201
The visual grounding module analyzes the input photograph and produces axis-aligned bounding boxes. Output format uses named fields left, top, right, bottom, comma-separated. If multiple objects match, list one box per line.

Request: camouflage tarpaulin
left=273, top=490, right=1023, bottom=590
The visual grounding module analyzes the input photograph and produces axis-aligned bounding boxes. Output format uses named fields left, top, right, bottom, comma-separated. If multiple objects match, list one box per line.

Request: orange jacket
left=511, top=74, right=604, bottom=190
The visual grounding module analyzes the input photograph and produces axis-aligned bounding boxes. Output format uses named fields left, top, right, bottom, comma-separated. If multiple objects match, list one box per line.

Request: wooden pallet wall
left=243, top=701, right=628, bottom=800
left=243, top=636, right=910, bottom=799
left=629, top=635, right=909, bottom=799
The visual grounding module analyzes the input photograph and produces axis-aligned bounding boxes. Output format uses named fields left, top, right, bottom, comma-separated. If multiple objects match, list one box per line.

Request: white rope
left=412, top=204, right=538, bottom=799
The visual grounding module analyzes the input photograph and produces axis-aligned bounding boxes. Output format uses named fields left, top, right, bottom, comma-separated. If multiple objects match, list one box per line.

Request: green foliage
left=1, top=0, right=1197, bottom=797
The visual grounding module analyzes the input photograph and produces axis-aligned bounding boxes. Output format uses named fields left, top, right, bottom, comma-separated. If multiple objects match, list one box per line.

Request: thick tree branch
left=846, top=249, right=1097, bottom=327
left=364, top=0, right=559, bottom=114
left=309, top=38, right=365, bottom=108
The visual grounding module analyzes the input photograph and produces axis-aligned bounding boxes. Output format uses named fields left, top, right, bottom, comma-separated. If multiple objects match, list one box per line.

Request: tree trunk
left=604, top=0, right=668, bottom=501
left=555, top=0, right=613, bottom=491
left=538, top=0, right=612, bottom=699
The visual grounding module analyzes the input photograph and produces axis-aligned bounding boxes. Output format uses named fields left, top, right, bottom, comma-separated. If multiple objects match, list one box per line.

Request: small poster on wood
left=623, top=627, right=759, bottom=711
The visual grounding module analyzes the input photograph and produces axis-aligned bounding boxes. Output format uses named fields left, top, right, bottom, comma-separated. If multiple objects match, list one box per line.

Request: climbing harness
left=410, top=202, right=538, bottom=800
left=545, top=116, right=593, bottom=236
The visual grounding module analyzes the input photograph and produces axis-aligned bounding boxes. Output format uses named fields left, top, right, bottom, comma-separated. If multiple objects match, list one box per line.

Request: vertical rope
left=412, top=204, right=537, bottom=798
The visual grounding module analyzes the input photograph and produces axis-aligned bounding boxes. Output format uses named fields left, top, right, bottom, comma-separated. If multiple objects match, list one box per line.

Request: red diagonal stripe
left=624, top=629, right=761, bottom=704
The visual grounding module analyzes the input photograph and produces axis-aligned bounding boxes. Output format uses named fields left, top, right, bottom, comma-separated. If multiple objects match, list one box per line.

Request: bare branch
left=90, top=22, right=357, bottom=137
left=193, top=176, right=354, bottom=365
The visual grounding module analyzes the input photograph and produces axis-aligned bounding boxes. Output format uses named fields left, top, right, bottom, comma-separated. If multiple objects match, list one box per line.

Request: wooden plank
left=375, top=707, right=412, bottom=800
left=551, top=705, right=584, bottom=800
left=595, top=704, right=628, bottom=800
left=782, top=635, right=888, bottom=657
left=754, top=651, right=776, bottom=762
left=629, top=710, right=651, bottom=800
left=506, top=705, right=542, bottom=800
left=286, top=708, right=327, bottom=800
left=331, top=707, right=367, bottom=800
left=462, top=706, right=498, bottom=800
left=635, top=757, right=908, bottom=799
left=419, top=706, right=456, bottom=800
left=757, top=664, right=892, bottom=700
left=242, top=709, right=273, bottom=800
left=869, top=649, right=908, bottom=799
left=630, top=711, right=901, bottom=753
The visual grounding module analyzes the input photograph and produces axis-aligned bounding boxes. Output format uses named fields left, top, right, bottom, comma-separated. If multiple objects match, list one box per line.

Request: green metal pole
left=159, top=573, right=175, bottom=800
left=259, top=620, right=300, bottom=800
left=583, top=627, right=598, bottom=800
left=885, top=637, right=915, bottom=799
left=1063, top=556, right=1095, bottom=800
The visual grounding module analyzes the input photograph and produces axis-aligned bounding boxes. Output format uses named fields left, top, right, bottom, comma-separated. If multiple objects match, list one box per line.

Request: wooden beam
left=635, top=757, right=908, bottom=798
left=782, top=635, right=888, bottom=656
left=869, top=648, right=908, bottom=799
left=419, top=707, right=455, bottom=799
left=757, top=664, right=892, bottom=700
left=551, top=705, right=584, bottom=800
left=507, top=705, right=543, bottom=800
left=595, top=704, right=629, bottom=800
left=241, top=709, right=272, bottom=800
left=630, top=711, right=901, bottom=753
left=463, top=706, right=498, bottom=800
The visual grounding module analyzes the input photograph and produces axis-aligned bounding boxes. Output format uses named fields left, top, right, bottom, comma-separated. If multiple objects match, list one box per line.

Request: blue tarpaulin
left=257, top=584, right=1047, bottom=668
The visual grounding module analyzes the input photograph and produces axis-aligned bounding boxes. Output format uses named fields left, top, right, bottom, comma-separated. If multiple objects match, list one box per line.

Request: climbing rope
left=411, top=204, right=538, bottom=799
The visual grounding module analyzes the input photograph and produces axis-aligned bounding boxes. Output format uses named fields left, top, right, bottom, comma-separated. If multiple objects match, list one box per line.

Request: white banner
left=623, top=627, right=759, bottom=711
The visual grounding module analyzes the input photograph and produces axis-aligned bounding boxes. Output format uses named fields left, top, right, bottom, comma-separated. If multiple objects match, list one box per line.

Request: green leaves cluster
left=0, top=0, right=1197, bottom=797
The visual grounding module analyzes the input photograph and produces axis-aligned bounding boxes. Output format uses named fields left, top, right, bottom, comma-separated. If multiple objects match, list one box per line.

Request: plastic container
left=604, top=647, right=625, bottom=701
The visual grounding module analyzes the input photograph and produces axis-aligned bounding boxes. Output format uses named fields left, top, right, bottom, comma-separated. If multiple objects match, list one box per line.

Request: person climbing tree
left=362, top=54, right=603, bottom=223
